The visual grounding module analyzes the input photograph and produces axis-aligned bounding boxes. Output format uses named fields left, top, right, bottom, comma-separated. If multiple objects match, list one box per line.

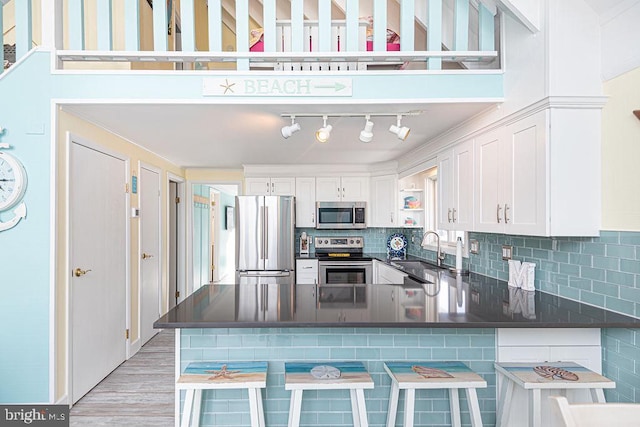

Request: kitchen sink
left=390, top=260, right=440, bottom=271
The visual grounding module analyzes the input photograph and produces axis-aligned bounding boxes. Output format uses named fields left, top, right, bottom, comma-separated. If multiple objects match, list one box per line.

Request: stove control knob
left=350, top=239, right=354, bottom=244
left=356, top=239, right=361, bottom=244
left=324, top=240, right=329, bottom=244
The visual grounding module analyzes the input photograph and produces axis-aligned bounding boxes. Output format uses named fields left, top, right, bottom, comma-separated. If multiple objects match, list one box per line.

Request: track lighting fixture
left=359, top=115, right=374, bottom=143
left=389, top=114, right=410, bottom=141
left=280, top=112, right=418, bottom=142
left=281, top=116, right=301, bottom=139
left=315, top=115, right=332, bottom=143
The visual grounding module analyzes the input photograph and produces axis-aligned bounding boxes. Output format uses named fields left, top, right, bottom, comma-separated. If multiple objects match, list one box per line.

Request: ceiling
left=583, top=0, right=639, bottom=21
left=61, top=102, right=495, bottom=169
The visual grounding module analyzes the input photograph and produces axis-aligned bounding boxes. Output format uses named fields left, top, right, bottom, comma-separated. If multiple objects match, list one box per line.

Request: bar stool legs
left=285, top=362, right=374, bottom=427
left=177, top=361, right=268, bottom=427
left=384, top=361, right=487, bottom=427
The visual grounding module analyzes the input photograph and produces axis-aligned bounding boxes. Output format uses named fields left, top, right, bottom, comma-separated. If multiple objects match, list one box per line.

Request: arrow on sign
left=313, top=82, right=347, bottom=92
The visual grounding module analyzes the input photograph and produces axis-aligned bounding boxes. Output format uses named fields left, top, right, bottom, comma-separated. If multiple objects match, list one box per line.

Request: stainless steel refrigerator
left=235, top=195, right=295, bottom=321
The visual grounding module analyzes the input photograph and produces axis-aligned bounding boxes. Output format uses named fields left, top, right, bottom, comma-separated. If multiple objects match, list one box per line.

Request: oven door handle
left=319, top=261, right=372, bottom=267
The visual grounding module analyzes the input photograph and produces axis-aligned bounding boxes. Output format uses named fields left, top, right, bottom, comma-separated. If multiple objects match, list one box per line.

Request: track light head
left=316, top=116, right=332, bottom=143
left=389, top=115, right=410, bottom=141
left=359, top=116, right=374, bottom=143
left=281, top=117, right=301, bottom=139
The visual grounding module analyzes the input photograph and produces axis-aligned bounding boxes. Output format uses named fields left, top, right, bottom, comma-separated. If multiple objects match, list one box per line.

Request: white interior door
left=70, top=141, right=127, bottom=404
left=209, top=188, right=218, bottom=283
left=140, top=165, right=161, bottom=345
left=169, top=181, right=178, bottom=309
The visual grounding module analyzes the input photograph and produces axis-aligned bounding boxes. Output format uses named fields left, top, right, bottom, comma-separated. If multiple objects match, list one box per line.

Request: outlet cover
left=470, top=239, right=479, bottom=254
left=502, top=245, right=512, bottom=260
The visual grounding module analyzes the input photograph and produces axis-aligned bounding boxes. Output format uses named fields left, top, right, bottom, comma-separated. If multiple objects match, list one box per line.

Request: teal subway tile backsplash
left=465, top=231, right=640, bottom=319
left=182, top=328, right=496, bottom=427
left=293, top=228, right=640, bottom=405
left=464, top=231, right=640, bottom=404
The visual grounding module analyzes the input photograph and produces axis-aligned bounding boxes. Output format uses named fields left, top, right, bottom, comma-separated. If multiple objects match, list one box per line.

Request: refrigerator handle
left=264, top=283, right=268, bottom=309
left=264, top=206, right=269, bottom=261
left=260, top=206, right=265, bottom=260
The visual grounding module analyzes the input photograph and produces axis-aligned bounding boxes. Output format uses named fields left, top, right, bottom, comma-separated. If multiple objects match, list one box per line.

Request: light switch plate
left=502, top=245, right=512, bottom=260
left=470, top=240, right=479, bottom=254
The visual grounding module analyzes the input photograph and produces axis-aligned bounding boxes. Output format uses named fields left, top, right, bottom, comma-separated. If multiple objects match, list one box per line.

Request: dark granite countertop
left=154, top=261, right=640, bottom=329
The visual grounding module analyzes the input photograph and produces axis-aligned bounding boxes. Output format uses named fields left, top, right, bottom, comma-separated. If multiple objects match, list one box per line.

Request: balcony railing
left=1, top=0, right=500, bottom=73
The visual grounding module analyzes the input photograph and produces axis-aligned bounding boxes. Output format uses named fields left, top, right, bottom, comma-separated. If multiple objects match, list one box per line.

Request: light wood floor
left=70, top=330, right=175, bottom=426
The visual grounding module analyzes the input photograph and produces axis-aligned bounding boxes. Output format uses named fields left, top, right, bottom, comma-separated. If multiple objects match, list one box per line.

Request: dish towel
left=508, top=260, right=536, bottom=291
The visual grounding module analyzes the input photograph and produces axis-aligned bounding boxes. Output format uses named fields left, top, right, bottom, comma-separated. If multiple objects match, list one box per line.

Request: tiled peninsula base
left=177, top=328, right=497, bottom=427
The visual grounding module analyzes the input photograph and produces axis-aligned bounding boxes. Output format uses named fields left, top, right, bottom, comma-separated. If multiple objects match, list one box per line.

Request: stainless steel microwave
left=316, top=202, right=367, bottom=229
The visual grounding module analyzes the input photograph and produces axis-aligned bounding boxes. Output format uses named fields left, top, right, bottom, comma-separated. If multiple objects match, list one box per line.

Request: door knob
left=142, top=253, right=154, bottom=259
left=74, top=268, right=92, bottom=277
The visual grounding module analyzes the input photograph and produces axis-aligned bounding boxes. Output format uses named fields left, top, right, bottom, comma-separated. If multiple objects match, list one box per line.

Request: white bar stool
left=176, top=361, right=267, bottom=427
left=284, top=361, right=374, bottom=427
left=384, top=361, right=487, bottom=427
left=495, top=361, right=616, bottom=427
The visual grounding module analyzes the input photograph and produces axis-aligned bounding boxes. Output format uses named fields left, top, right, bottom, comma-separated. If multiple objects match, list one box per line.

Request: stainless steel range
left=315, top=236, right=372, bottom=285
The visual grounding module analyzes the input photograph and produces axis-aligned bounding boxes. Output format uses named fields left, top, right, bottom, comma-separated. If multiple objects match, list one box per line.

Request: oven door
left=318, top=261, right=373, bottom=285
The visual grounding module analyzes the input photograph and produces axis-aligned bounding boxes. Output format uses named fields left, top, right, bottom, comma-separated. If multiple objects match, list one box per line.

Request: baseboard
left=55, top=394, right=69, bottom=406
left=129, top=338, right=141, bottom=358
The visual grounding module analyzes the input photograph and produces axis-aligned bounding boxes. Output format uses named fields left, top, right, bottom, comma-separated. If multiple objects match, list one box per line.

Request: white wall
left=600, top=1, right=640, bottom=81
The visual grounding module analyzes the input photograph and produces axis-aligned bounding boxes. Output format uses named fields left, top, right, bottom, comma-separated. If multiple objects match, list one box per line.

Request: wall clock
left=0, top=145, right=28, bottom=232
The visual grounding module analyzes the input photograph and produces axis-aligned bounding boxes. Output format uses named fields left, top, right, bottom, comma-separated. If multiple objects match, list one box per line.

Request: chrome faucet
left=421, top=231, right=446, bottom=267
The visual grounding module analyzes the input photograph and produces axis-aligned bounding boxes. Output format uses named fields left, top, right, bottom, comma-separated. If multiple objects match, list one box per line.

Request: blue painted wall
left=192, top=184, right=211, bottom=288
left=217, top=191, right=235, bottom=281
left=0, top=53, right=53, bottom=402
left=181, top=327, right=496, bottom=427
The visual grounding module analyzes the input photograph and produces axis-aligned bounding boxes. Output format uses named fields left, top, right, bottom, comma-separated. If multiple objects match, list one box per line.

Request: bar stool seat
left=384, top=361, right=486, bottom=427
left=284, top=361, right=374, bottom=427
left=176, top=361, right=267, bottom=427
left=494, top=361, right=616, bottom=427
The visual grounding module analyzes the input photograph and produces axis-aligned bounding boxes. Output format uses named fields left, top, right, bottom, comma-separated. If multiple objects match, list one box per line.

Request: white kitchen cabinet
left=245, top=177, right=295, bottom=196
left=437, top=139, right=474, bottom=231
left=316, top=176, right=369, bottom=202
left=374, top=260, right=407, bottom=284
left=295, top=177, right=316, bottom=228
left=296, top=259, right=318, bottom=284
left=475, top=111, right=546, bottom=235
left=370, top=174, right=397, bottom=227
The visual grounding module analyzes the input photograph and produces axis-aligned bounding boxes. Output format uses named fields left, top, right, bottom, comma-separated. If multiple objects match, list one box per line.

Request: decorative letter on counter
left=508, top=260, right=536, bottom=291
